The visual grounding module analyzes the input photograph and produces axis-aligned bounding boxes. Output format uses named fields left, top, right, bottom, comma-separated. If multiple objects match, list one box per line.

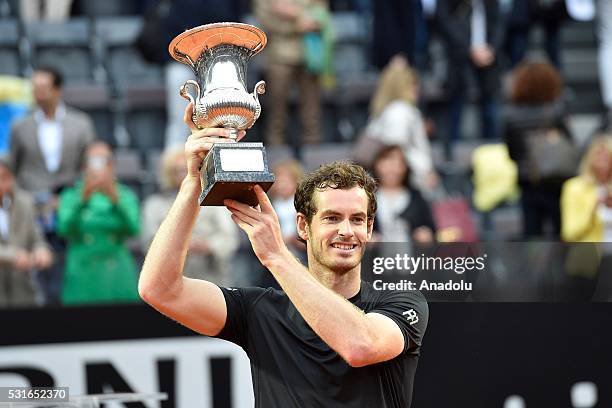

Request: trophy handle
left=179, top=80, right=201, bottom=106
left=180, top=80, right=207, bottom=126
left=252, top=80, right=266, bottom=121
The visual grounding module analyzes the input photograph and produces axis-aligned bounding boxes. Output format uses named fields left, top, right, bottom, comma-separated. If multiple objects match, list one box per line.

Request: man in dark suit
left=437, top=0, right=504, bottom=145
left=8, top=66, right=96, bottom=305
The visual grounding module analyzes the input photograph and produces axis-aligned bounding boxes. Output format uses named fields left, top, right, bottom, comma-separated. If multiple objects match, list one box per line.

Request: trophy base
left=199, top=142, right=275, bottom=206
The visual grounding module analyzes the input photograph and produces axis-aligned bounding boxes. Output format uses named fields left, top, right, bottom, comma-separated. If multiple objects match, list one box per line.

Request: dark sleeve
left=485, top=0, right=505, bottom=51
left=370, top=290, right=429, bottom=354
left=503, top=110, right=526, bottom=163
left=436, top=1, right=470, bottom=58
left=215, top=286, right=269, bottom=351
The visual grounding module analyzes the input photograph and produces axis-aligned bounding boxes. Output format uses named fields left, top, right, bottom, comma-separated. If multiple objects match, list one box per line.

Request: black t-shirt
left=215, top=281, right=429, bottom=407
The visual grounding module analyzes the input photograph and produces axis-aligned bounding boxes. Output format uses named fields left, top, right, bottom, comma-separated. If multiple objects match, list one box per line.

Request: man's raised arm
left=139, top=106, right=245, bottom=336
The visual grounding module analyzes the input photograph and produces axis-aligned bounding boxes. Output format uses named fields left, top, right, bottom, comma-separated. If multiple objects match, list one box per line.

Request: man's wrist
left=265, top=247, right=302, bottom=274
left=180, top=177, right=201, bottom=197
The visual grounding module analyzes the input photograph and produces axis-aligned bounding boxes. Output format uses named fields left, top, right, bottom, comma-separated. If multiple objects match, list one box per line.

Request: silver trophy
left=169, top=22, right=274, bottom=206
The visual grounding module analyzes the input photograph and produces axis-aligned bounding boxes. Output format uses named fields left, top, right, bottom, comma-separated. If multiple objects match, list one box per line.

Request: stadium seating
left=331, top=12, right=377, bottom=141
left=25, top=18, right=94, bottom=83
left=94, top=16, right=162, bottom=87
left=0, top=19, right=21, bottom=76
left=92, top=16, right=165, bottom=150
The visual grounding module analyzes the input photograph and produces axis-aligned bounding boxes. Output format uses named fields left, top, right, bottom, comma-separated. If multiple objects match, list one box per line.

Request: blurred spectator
left=57, top=142, right=140, bottom=305
left=560, top=135, right=611, bottom=301
left=9, top=66, right=95, bottom=198
left=371, top=0, right=424, bottom=69
left=598, top=0, right=612, bottom=130
left=8, top=66, right=95, bottom=304
left=471, top=143, right=519, bottom=213
left=254, top=0, right=330, bottom=146
left=504, top=0, right=568, bottom=69
left=269, top=159, right=305, bottom=258
left=504, top=60, right=576, bottom=239
left=561, top=136, right=612, bottom=242
left=20, top=0, right=73, bottom=21
left=364, top=56, right=439, bottom=194
left=142, top=147, right=239, bottom=286
left=437, top=0, right=504, bottom=143
left=0, top=157, right=52, bottom=308
left=372, top=145, right=436, bottom=246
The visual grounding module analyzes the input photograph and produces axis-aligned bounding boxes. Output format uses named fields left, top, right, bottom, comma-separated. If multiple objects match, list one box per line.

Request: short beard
left=314, top=246, right=365, bottom=275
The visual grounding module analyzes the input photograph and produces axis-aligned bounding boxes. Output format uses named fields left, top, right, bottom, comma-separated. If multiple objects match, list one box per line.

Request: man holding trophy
left=139, top=23, right=428, bottom=407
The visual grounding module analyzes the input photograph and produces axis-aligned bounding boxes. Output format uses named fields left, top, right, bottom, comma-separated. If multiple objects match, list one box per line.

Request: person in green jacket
left=57, top=142, right=140, bottom=305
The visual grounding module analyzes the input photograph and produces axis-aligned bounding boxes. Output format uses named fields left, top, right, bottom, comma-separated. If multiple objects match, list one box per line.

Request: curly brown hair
left=510, top=61, right=563, bottom=104
left=294, top=161, right=378, bottom=224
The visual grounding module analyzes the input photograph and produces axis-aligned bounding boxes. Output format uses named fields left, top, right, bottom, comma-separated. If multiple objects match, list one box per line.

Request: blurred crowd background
left=1, top=0, right=611, bottom=308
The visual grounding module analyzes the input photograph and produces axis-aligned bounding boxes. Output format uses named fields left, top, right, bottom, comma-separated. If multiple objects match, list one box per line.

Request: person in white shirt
left=365, top=56, right=439, bottom=195
left=9, top=66, right=96, bottom=195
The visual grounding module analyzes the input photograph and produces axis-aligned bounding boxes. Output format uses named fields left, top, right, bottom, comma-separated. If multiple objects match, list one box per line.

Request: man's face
left=32, top=71, right=60, bottom=109
left=299, top=187, right=373, bottom=274
left=0, top=166, right=14, bottom=198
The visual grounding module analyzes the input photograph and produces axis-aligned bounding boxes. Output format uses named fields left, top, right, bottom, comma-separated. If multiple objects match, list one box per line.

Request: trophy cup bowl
left=169, top=22, right=275, bottom=206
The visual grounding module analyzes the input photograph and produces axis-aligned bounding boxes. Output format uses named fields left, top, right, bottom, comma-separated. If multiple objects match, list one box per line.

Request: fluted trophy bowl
left=168, top=22, right=274, bottom=206
left=169, top=22, right=267, bottom=136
